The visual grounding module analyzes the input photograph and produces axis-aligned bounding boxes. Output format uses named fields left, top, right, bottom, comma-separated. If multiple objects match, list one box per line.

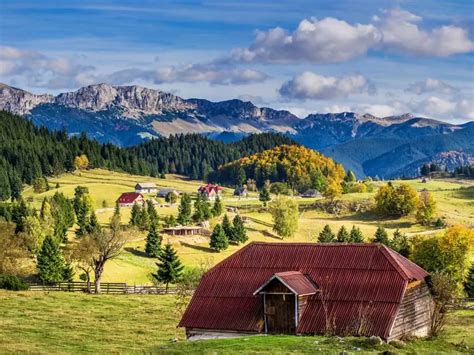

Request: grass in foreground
left=0, top=291, right=183, bottom=353
left=0, top=291, right=472, bottom=353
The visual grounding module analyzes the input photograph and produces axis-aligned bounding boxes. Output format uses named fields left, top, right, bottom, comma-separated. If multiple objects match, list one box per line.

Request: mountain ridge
left=0, top=82, right=472, bottom=178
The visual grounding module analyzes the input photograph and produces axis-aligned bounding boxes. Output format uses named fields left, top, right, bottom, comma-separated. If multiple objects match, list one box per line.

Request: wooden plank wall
left=389, top=282, right=432, bottom=340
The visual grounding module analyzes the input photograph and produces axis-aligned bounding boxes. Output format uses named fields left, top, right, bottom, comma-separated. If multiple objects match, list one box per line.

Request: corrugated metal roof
left=117, top=192, right=143, bottom=203
left=254, top=271, right=318, bottom=296
left=179, top=242, right=429, bottom=339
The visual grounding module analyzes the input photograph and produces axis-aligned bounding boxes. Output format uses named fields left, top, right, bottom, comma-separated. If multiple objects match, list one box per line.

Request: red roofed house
left=116, top=192, right=145, bottom=208
left=179, top=242, right=432, bottom=341
left=198, top=184, right=223, bottom=201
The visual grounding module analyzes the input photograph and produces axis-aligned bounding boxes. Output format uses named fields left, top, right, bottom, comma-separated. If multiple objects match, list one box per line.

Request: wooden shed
left=162, top=226, right=209, bottom=236
left=179, top=242, right=433, bottom=341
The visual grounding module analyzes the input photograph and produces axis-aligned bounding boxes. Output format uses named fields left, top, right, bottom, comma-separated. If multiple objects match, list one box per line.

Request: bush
left=0, top=275, right=29, bottom=291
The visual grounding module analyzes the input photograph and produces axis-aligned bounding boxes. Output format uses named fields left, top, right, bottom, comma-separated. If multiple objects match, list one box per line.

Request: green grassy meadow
left=19, top=169, right=474, bottom=284
left=0, top=291, right=472, bottom=353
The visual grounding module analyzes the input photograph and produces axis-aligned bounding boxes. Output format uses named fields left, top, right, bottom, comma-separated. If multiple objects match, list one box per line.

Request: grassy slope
left=20, top=169, right=474, bottom=284
left=0, top=291, right=471, bottom=353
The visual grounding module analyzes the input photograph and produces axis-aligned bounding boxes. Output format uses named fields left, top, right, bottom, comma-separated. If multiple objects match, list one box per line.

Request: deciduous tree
left=269, top=197, right=298, bottom=239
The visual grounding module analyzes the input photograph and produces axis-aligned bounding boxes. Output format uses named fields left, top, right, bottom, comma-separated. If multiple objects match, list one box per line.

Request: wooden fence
left=26, top=281, right=176, bottom=295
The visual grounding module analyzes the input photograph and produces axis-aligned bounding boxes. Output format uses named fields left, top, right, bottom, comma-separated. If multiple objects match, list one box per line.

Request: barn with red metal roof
left=116, top=192, right=145, bottom=207
left=179, top=242, right=432, bottom=340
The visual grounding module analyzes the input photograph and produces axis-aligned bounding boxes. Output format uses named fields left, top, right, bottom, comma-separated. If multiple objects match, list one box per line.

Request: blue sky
left=0, top=0, right=473, bottom=122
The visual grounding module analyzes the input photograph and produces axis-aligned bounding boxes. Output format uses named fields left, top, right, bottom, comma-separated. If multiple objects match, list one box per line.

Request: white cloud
left=229, top=17, right=381, bottom=64
left=0, top=45, right=94, bottom=89
left=405, top=78, right=458, bottom=95
left=377, top=9, right=474, bottom=57
left=103, top=64, right=268, bottom=86
left=409, top=96, right=474, bottom=120
left=226, top=9, right=473, bottom=65
left=279, top=72, right=374, bottom=100
left=323, top=104, right=352, bottom=113
left=0, top=45, right=268, bottom=89
left=357, top=103, right=405, bottom=117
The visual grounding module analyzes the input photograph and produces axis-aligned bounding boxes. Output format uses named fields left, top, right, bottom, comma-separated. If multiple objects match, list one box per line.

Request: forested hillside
left=213, top=145, right=346, bottom=193
left=0, top=111, right=296, bottom=200
left=0, top=111, right=155, bottom=200
left=127, top=132, right=297, bottom=180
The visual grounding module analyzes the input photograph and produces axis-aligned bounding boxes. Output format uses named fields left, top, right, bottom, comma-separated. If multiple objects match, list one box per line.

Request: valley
left=19, top=168, right=474, bottom=284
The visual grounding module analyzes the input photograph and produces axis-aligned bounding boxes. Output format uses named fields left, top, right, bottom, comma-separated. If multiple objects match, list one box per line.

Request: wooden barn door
left=265, top=294, right=296, bottom=334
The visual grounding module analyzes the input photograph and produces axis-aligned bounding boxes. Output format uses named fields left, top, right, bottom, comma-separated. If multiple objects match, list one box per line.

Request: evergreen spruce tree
left=129, top=203, right=141, bottom=227
left=259, top=185, right=271, bottom=207
left=318, top=224, right=335, bottom=243
left=139, top=207, right=150, bottom=231
left=373, top=226, right=390, bottom=245
left=113, top=201, right=121, bottom=221
left=336, top=225, right=350, bottom=243
left=152, top=244, right=184, bottom=293
left=222, top=214, right=236, bottom=243
left=87, top=212, right=101, bottom=235
left=391, top=229, right=410, bottom=257
left=233, top=214, right=248, bottom=244
left=212, top=195, right=224, bottom=217
left=209, top=224, right=229, bottom=252
left=37, top=236, right=66, bottom=282
left=349, top=225, right=364, bottom=243
left=145, top=224, right=162, bottom=258
left=147, top=200, right=159, bottom=227
left=177, top=193, right=192, bottom=225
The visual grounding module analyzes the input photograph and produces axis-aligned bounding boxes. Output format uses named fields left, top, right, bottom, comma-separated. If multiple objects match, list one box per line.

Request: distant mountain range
left=1, top=83, right=473, bottom=178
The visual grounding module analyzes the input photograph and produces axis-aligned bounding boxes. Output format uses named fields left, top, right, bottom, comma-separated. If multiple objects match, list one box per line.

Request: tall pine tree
left=232, top=214, right=248, bottom=244
left=373, top=226, right=389, bottom=245
left=336, top=226, right=350, bottom=243
left=145, top=224, right=162, bottom=258
left=37, top=236, right=67, bottom=282
left=152, top=244, right=184, bottom=293
left=209, top=224, right=229, bottom=252
left=318, top=224, right=335, bottom=243
left=177, top=193, right=192, bottom=225
left=349, top=225, right=364, bottom=243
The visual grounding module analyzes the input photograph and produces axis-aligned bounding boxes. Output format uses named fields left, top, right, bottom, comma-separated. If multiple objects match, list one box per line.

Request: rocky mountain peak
left=0, top=83, right=54, bottom=115
left=54, top=84, right=194, bottom=115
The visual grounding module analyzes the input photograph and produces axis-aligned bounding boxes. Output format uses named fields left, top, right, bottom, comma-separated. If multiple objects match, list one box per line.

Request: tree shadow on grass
left=180, top=241, right=215, bottom=253
left=124, top=247, right=148, bottom=258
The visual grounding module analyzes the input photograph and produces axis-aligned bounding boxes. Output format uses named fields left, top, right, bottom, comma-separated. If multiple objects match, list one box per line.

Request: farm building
left=179, top=242, right=432, bottom=341
left=156, top=188, right=180, bottom=198
left=116, top=192, right=145, bottom=207
left=162, top=226, right=210, bottom=236
left=135, top=182, right=158, bottom=194
left=198, top=184, right=223, bottom=201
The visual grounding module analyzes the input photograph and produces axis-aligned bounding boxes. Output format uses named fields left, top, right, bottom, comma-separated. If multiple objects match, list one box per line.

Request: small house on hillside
left=179, top=242, right=432, bottom=341
left=198, top=184, right=223, bottom=201
left=117, top=192, right=145, bottom=208
left=156, top=188, right=180, bottom=198
left=135, top=183, right=158, bottom=194
left=300, top=189, right=321, bottom=198
left=234, top=186, right=248, bottom=198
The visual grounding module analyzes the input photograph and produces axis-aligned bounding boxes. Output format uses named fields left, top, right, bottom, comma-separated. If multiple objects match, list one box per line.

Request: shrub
left=0, top=275, right=29, bottom=291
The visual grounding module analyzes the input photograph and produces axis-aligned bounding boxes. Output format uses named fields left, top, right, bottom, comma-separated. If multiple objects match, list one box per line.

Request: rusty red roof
left=254, top=271, right=318, bottom=296
left=179, top=242, right=429, bottom=339
left=117, top=192, right=143, bottom=204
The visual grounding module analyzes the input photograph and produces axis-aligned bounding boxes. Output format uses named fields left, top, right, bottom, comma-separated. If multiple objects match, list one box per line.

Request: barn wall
left=388, top=282, right=432, bottom=340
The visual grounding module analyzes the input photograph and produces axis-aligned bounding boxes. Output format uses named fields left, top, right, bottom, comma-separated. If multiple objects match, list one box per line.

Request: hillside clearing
left=19, top=169, right=474, bottom=284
